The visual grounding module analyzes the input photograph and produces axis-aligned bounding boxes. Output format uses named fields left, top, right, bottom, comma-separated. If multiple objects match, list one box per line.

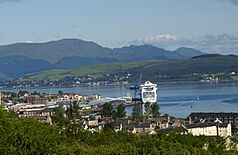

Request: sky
left=0, top=0, right=238, bottom=54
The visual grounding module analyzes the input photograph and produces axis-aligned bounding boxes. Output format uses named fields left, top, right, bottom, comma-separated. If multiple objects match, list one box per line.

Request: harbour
left=2, top=81, right=238, bottom=118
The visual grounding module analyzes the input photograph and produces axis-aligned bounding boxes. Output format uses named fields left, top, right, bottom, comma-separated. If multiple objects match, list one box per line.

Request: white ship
left=140, top=81, right=158, bottom=103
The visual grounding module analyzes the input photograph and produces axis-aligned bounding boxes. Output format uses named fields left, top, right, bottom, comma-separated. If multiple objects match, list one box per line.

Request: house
left=150, top=116, right=171, bottom=129
left=27, top=96, right=49, bottom=105
left=170, top=119, right=182, bottom=128
left=99, top=117, right=114, bottom=124
left=18, top=107, right=54, bottom=118
left=132, top=122, right=154, bottom=134
left=189, top=112, right=238, bottom=124
left=34, top=115, right=52, bottom=124
left=183, top=122, right=232, bottom=137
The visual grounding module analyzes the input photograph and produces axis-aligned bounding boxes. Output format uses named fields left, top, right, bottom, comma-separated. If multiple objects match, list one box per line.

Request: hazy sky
left=0, top=0, right=238, bottom=54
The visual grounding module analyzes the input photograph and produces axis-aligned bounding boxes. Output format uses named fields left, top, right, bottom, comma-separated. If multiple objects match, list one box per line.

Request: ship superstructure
left=140, top=81, right=158, bottom=103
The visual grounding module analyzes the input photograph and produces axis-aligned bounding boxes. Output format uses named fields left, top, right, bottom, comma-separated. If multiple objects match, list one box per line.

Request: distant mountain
left=112, top=45, right=184, bottom=61
left=0, top=39, right=208, bottom=80
left=0, top=72, right=13, bottom=81
left=0, top=56, right=51, bottom=78
left=174, top=47, right=207, bottom=58
left=0, top=39, right=206, bottom=63
left=0, top=39, right=112, bottom=63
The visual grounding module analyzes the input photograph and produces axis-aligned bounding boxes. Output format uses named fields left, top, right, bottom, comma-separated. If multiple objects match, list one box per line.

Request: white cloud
left=143, top=34, right=177, bottom=44
left=140, top=33, right=238, bottom=54
left=23, top=40, right=34, bottom=43
left=192, top=34, right=238, bottom=54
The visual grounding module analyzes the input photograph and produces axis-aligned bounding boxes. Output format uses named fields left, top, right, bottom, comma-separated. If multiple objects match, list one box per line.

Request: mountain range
left=0, top=38, right=207, bottom=80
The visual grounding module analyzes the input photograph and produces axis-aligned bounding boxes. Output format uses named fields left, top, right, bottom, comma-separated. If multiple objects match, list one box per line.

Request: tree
left=101, top=102, right=113, bottom=117
left=66, top=104, right=74, bottom=119
left=65, top=101, right=82, bottom=137
left=103, top=123, right=114, bottom=132
left=66, top=101, right=81, bottom=120
left=112, top=110, right=117, bottom=120
left=144, top=102, right=151, bottom=119
left=52, top=105, right=68, bottom=128
left=151, top=103, right=160, bottom=117
left=72, top=101, right=81, bottom=119
left=132, top=103, right=142, bottom=120
left=58, top=90, right=63, bottom=96
left=117, top=104, right=126, bottom=118
left=31, top=91, right=40, bottom=96
left=10, top=92, right=17, bottom=99
left=18, top=90, right=29, bottom=97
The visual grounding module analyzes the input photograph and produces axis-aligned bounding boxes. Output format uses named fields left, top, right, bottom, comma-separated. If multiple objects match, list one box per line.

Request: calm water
left=2, top=82, right=238, bottom=118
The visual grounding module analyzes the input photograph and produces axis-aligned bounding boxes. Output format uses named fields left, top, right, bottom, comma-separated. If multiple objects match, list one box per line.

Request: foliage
left=103, top=123, right=115, bottom=132
left=101, top=102, right=113, bottom=117
left=58, top=90, right=63, bottom=96
left=116, top=104, right=126, bottom=118
left=52, top=104, right=68, bottom=128
left=31, top=91, right=41, bottom=96
left=132, top=103, right=142, bottom=120
left=144, top=102, right=151, bottom=118
left=0, top=106, right=237, bottom=154
left=151, top=102, right=160, bottom=117
left=18, top=90, right=29, bottom=97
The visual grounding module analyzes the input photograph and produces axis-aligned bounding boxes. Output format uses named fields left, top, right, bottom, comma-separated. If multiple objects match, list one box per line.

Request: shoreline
left=1, top=80, right=238, bottom=91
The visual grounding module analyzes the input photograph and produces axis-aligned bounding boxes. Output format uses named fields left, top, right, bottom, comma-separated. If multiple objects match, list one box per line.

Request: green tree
left=58, top=90, right=63, bottom=96
left=132, top=103, right=142, bottom=120
left=151, top=103, right=160, bottom=117
left=101, top=102, right=113, bottom=117
left=66, top=101, right=81, bottom=120
left=112, top=110, right=117, bottom=120
left=66, top=103, right=73, bottom=119
left=117, top=104, right=126, bottom=118
left=18, top=90, right=29, bottom=97
left=72, top=101, right=81, bottom=119
left=52, top=105, right=68, bottom=128
left=103, top=123, right=114, bottom=132
left=31, top=91, right=40, bottom=96
left=10, top=92, right=17, bottom=99
left=0, top=106, right=235, bottom=154
left=144, top=102, right=151, bottom=119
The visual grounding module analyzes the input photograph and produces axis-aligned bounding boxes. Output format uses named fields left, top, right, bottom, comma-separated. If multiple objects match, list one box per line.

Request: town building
left=189, top=112, right=238, bottom=124
left=183, top=122, right=232, bottom=137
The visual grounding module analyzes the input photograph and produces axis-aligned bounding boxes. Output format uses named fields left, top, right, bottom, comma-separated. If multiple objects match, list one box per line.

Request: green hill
left=26, top=54, right=238, bottom=82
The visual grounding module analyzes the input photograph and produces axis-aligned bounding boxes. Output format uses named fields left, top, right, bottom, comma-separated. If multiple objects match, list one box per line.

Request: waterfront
left=2, top=81, right=238, bottom=118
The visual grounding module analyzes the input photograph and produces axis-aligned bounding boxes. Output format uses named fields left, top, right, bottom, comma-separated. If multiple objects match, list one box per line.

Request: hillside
left=26, top=54, right=238, bottom=82
left=174, top=47, right=207, bottom=58
left=0, top=56, right=51, bottom=78
left=0, top=39, right=207, bottom=80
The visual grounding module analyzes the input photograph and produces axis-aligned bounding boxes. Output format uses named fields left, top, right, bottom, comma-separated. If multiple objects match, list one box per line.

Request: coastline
left=1, top=79, right=237, bottom=92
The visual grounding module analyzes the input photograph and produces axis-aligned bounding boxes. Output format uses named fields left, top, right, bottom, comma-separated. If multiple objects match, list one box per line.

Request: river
left=2, top=81, right=238, bottom=118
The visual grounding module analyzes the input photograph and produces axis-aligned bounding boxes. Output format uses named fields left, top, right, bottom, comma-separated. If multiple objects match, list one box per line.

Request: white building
left=183, top=122, right=232, bottom=138
left=140, top=81, right=157, bottom=103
